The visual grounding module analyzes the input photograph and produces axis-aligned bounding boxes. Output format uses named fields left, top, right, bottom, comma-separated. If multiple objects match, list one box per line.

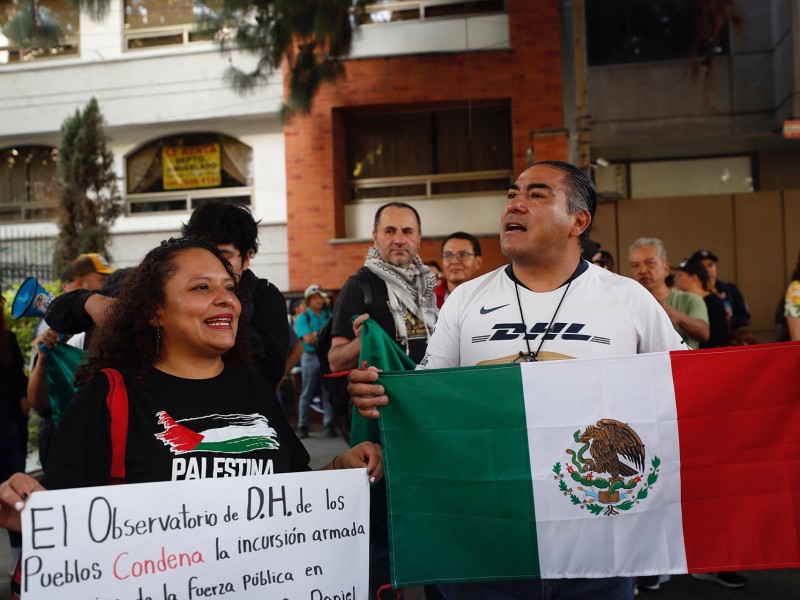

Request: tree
left=1, top=0, right=66, bottom=59
left=60, top=0, right=354, bottom=119
left=198, top=0, right=354, bottom=119
left=54, top=97, right=122, bottom=273
left=5, top=0, right=355, bottom=117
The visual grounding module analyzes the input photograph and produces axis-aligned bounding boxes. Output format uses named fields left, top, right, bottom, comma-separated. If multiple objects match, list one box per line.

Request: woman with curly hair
left=785, top=250, right=800, bottom=341
left=0, top=238, right=381, bottom=532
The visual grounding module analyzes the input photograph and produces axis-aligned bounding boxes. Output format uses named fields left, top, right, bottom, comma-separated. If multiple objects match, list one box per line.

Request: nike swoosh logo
left=480, top=304, right=509, bottom=314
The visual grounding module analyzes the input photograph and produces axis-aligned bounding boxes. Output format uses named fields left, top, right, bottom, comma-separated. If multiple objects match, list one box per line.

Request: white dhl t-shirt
left=419, top=261, right=687, bottom=370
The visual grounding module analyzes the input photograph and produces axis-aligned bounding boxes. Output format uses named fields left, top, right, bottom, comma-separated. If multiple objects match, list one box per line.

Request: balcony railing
left=0, top=200, right=57, bottom=223
left=0, top=36, right=79, bottom=65
left=354, top=0, right=506, bottom=25
left=350, top=169, right=512, bottom=202
left=126, top=187, right=252, bottom=214
left=124, top=24, right=215, bottom=50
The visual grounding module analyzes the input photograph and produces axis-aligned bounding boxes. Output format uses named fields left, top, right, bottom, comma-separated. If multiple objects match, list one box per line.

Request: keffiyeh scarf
left=364, top=246, right=438, bottom=354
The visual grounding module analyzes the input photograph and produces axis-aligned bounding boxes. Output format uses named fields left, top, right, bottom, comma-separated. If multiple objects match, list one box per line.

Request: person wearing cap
left=44, top=253, right=117, bottom=336
left=60, top=253, right=115, bottom=292
left=28, top=253, right=117, bottom=469
left=673, top=259, right=730, bottom=348
left=629, top=237, right=710, bottom=350
left=690, top=249, right=751, bottom=332
left=294, top=285, right=335, bottom=439
left=591, top=249, right=616, bottom=273
left=436, top=232, right=484, bottom=308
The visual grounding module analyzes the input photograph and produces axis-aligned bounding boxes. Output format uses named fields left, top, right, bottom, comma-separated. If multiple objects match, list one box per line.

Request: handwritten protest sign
left=162, top=144, right=221, bottom=190
left=21, top=469, right=369, bottom=600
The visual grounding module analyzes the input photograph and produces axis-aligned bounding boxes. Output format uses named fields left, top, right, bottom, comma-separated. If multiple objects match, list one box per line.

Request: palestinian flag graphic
left=155, top=411, right=279, bottom=455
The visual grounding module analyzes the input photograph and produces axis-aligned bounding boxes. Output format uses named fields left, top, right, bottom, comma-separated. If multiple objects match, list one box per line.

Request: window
left=593, top=156, right=754, bottom=199
left=0, top=0, right=79, bottom=64
left=126, top=133, right=252, bottom=214
left=345, top=102, right=512, bottom=202
left=354, top=0, right=506, bottom=26
left=124, top=0, right=222, bottom=49
left=585, top=0, right=730, bottom=66
left=0, top=146, right=59, bottom=222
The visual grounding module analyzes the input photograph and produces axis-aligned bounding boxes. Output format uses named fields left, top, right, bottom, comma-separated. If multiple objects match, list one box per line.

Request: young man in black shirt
left=182, top=202, right=289, bottom=390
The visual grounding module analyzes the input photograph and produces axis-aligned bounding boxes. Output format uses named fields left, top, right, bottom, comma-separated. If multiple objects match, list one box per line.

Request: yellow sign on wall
left=162, top=143, right=221, bottom=190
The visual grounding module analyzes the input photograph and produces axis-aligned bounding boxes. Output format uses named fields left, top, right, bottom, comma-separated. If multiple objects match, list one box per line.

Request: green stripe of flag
left=351, top=318, right=417, bottom=448
left=379, top=364, right=540, bottom=587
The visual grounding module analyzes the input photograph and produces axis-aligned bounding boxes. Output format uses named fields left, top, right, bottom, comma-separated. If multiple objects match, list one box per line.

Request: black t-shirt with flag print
left=42, top=362, right=310, bottom=490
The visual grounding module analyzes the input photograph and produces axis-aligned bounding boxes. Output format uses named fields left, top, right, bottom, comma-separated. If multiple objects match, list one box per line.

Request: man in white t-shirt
left=349, top=161, right=686, bottom=599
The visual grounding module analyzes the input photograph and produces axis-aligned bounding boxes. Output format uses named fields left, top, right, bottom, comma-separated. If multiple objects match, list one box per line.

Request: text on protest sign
left=21, top=469, right=369, bottom=600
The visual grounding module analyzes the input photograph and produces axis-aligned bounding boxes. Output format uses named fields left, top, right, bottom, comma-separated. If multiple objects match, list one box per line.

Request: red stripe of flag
left=671, top=342, right=800, bottom=572
left=156, top=411, right=204, bottom=453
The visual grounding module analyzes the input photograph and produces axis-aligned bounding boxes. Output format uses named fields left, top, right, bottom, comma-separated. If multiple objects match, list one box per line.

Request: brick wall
left=285, top=0, right=568, bottom=291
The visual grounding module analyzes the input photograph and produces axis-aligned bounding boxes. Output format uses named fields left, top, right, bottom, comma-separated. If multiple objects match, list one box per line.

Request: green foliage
left=72, top=0, right=109, bottom=20
left=54, top=97, right=122, bottom=274
left=198, top=0, right=354, bottom=119
left=3, top=279, right=62, bottom=463
left=9, top=0, right=353, bottom=118
left=2, top=1, right=65, bottom=52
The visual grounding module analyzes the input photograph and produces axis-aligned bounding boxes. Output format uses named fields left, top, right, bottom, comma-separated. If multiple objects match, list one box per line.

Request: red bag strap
left=102, top=368, right=128, bottom=485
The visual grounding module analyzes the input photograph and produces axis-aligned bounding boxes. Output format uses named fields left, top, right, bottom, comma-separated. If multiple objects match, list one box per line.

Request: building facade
left=4, top=0, right=798, bottom=342
left=559, top=0, right=800, bottom=340
left=0, top=0, right=288, bottom=287
left=285, top=0, right=568, bottom=288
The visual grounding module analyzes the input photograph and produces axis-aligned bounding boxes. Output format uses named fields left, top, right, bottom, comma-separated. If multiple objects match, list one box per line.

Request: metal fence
left=0, top=230, right=55, bottom=291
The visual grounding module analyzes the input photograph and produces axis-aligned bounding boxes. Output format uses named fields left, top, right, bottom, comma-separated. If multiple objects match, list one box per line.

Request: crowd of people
left=1, top=159, right=799, bottom=600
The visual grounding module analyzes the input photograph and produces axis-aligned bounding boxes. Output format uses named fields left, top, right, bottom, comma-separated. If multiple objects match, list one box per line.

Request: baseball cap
left=675, top=258, right=709, bottom=287
left=304, top=284, right=327, bottom=300
left=689, top=249, right=719, bottom=263
left=63, top=253, right=115, bottom=280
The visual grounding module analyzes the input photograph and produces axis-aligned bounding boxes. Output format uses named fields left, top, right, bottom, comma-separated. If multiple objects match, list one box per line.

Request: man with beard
left=328, top=201, right=437, bottom=599
left=328, top=202, right=437, bottom=371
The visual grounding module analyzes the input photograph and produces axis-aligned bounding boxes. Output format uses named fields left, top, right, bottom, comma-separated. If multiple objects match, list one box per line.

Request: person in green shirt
left=629, top=237, right=709, bottom=349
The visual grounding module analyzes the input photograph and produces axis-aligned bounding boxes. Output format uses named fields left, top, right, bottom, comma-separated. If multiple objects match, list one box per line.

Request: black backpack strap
left=355, top=267, right=374, bottom=309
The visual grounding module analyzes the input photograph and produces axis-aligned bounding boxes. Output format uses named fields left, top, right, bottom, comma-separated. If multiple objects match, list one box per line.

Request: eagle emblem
left=553, top=419, right=660, bottom=516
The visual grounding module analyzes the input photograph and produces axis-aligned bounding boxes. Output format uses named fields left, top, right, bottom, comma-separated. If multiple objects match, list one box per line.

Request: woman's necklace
left=513, top=262, right=581, bottom=363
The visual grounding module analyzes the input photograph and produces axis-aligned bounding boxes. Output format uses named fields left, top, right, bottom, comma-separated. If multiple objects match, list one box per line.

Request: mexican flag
left=378, top=342, right=800, bottom=587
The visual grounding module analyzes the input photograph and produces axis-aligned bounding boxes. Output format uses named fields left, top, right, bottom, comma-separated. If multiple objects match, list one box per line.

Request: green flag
left=45, top=343, right=85, bottom=426
left=378, top=364, right=537, bottom=587
left=350, top=317, right=416, bottom=447
left=349, top=318, right=416, bottom=548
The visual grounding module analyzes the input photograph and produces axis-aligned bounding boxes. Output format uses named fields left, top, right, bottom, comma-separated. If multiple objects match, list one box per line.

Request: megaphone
left=11, top=277, right=55, bottom=319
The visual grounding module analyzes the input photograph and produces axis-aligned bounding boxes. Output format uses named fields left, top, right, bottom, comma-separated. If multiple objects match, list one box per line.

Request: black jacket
left=239, top=269, right=288, bottom=390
